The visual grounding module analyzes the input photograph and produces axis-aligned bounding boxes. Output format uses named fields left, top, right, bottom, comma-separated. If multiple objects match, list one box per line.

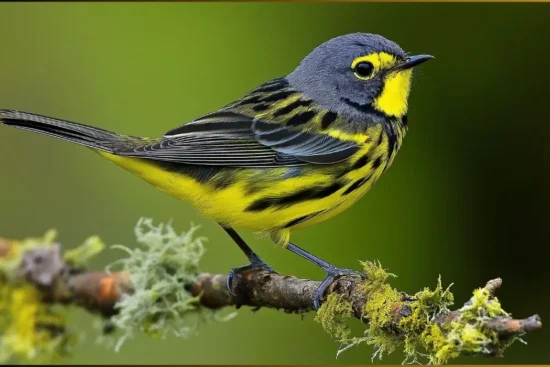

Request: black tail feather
left=0, top=109, right=126, bottom=152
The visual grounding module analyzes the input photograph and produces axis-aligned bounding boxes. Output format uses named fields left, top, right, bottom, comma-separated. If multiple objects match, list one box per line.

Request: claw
left=285, top=242, right=365, bottom=311
left=313, top=267, right=364, bottom=310
left=226, top=258, right=278, bottom=297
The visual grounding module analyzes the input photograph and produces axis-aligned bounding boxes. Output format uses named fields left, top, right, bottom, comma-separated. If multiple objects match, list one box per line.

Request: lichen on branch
left=315, top=262, right=538, bottom=364
left=106, top=218, right=235, bottom=351
left=0, top=219, right=542, bottom=364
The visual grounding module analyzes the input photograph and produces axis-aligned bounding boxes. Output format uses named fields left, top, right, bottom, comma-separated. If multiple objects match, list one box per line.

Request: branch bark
left=2, top=237, right=543, bottom=362
left=66, top=269, right=541, bottom=334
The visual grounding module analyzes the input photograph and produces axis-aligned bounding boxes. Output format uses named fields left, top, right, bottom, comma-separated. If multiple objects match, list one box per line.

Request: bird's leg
left=221, top=226, right=278, bottom=296
left=286, top=242, right=365, bottom=310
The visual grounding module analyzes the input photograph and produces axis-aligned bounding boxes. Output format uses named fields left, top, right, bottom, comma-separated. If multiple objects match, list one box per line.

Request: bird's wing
left=116, top=110, right=359, bottom=167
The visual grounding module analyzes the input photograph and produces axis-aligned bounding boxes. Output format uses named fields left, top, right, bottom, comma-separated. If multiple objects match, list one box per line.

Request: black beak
left=392, top=54, right=434, bottom=72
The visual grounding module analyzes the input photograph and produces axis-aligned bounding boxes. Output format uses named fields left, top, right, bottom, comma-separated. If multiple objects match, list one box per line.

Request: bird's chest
left=286, top=121, right=407, bottom=230
left=338, top=120, right=406, bottom=199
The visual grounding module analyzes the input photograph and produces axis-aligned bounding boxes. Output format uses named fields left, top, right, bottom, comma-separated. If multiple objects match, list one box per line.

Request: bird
left=0, top=33, right=433, bottom=310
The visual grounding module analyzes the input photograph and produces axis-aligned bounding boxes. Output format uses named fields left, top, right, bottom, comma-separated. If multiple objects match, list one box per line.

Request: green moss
left=360, top=261, right=401, bottom=360
left=315, top=261, right=403, bottom=361
left=468, top=288, right=509, bottom=318
left=414, top=277, right=454, bottom=316
left=423, top=323, right=458, bottom=362
left=395, top=279, right=452, bottom=363
left=422, top=287, right=513, bottom=364
left=316, top=262, right=520, bottom=364
left=360, top=261, right=399, bottom=330
left=315, top=293, right=353, bottom=340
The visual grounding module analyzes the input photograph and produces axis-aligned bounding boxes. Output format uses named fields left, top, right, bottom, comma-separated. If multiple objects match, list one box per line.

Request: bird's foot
left=313, top=265, right=365, bottom=310
left=285, top=242, right=365, bottom=310
left=226, top=254, right=278, bottom=296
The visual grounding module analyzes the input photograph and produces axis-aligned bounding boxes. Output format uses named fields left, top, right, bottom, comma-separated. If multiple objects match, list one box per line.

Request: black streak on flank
left=351, top=153, right=370, bottom=170
left=273, top=99, right=313, bottom=117
left=384, top=121, right=397, bottom=158
left=282, top=211, right=323, bottom=229
left=153, top=161, right=232, bottom=188
left=377, top=132, right=384, bottom=146
left=321, top=111, right=337, bottom=130
left=373, top=156, right=383, bottom=169
left=402, top=114, right=408, bottom=127
left=286, top=111, right=317, bottom=127
left=342, top=174, right=373, bottom=195
left=246, top=182, right=345, bottom=211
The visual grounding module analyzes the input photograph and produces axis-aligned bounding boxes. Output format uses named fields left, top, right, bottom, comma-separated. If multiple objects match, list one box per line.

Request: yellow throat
left=374, top=68, right=413, bottom=118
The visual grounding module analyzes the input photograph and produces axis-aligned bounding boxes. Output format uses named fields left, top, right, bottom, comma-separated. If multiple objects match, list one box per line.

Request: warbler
left=0, top=33, right=432, bottom=309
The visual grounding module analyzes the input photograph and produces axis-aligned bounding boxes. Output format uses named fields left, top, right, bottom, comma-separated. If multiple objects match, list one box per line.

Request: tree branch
left=0, top=226, right=542, bottom=364
left=69, top=269, right=542, bottom=336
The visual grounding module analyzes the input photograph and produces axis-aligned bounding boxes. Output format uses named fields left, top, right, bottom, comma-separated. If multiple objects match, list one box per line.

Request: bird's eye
left=353, top=61, right=374, bottom=79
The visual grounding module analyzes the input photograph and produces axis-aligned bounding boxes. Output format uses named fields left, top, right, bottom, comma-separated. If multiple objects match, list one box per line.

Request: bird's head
left=287, top=33, right=433, bottom=121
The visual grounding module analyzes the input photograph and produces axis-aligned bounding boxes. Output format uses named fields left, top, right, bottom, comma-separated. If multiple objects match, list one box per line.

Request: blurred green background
left=0, top=2, right=548, bottom=364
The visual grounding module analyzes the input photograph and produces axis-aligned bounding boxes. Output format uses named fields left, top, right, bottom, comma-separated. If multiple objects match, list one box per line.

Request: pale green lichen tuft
left=108, top=218, right=236, bottom=352
left=316, top=261, right=519, bottom=364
